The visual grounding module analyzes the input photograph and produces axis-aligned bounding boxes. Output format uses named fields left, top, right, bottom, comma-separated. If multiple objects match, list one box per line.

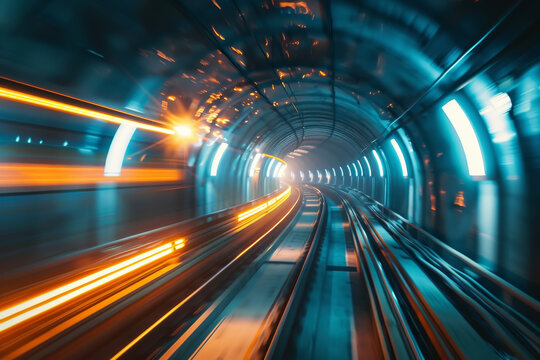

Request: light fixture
left=266, top=159, right=276, bottom=177
left=372, top=150, right=384, bottom=177
left=357, top=160, right=363, bottom=176
left=104, top=124, right=137, bottom=177
left=249, top=153, right=262, bottom=177
left=210, top=142, right=228, bottom=176
left=363, top=156, right=372, bottom=177
left=442, top=99, right=486, bottom=176
left=390, top=139, right=408, bottom=178
left=352, top=163, right=358, bottom=177
left=273, top=162, right=282, bottom=178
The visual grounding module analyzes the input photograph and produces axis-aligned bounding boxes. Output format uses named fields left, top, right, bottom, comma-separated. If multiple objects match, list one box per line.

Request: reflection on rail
left=0, top=185, right=300, bottom=359
left=237, top=186, right=291, bottom=221
left=111, top=186, right=300, bottom=359
left=1, top=185, right=537, bottom=359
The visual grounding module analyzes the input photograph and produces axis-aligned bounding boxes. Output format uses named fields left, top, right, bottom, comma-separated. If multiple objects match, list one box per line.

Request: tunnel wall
left=294, top=61, right=539, bottom=296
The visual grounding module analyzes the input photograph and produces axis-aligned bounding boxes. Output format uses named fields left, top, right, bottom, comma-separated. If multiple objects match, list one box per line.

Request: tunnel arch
left=0, top=0, right=538, bottom=298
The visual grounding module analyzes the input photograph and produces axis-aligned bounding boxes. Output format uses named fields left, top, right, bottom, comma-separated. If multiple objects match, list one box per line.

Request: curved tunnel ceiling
left=0, top=0, right=522, bottom=169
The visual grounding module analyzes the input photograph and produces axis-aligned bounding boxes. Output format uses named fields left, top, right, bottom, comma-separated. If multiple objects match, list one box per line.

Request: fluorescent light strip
left=325, top=169, right=331, bottom=183
left=332, top=168, right=336, bottom=177
left=249, top=153, right=262, bottom=177
left=390, top=139, right=408, bottom=177
left=0, top=87, right=174, bottom=135
left=363, top=156, right=372, bottom=177
left=372, top=150, right=384, bottom=177
left=308, top=170, right=313, bottom=182
left=442, top=99, right=486, bottom=176
left=278, top=165, right=287, bottom=178
left=357, top=160, right=364, bottom=176
left=347, top=165, right=352, bottom=177
left=104, top=124, right=136, bottom=176
left=317, top=170, right=322, bottom=182
left=210, top=143, right=228, bottom=176
left=273, top=163, right=282, bottom=178
left=352, top=163, right=358, bottom=177
left=0, top=240, right=186, bottom=332
left=339, top=167, right=344, bottom=177
left=266, top=159, right=275, bottom=178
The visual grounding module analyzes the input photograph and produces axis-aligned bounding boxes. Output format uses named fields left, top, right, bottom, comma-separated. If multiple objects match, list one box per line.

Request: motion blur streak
left=9, top=264, right=179, bottom=360
left=262, top=153, right=287, bottom=165
left=113, top=188, right=300, bottom=360
left=0, top=87, right=174, bottom=135
left=0, top=163, right=181, bottom=187
left=0, top=241, right=185, bottom=332
left=237, top=186, right=292, bottom=221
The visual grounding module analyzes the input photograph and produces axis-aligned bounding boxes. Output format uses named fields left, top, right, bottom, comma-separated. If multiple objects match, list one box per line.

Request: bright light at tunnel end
left=442, top=99, right=486, bottom=177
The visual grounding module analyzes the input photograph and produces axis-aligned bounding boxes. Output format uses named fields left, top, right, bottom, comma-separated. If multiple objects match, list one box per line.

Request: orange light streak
left=156, top=50, right=175, bottom=63
left=262, top=153, right=287, bottom=165
left=0, top=163, right=181, bottom=187
left=279, top=1, right=310, bottom=14
left=0, top=240, right=187, bottom=332
left=230, top=46, right=243, bottom=55
left=211, top=26, right=226, bottom=40
left=7, top=264, right=178, bottom=360
left=112, top=188, right=300, bottom=360
left=237, top=186, right=291, bottom=221
left=0, top=87, right=174, bottom=135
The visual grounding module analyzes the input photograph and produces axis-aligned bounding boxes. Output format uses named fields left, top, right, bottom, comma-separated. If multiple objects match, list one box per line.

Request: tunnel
left=0, top=0, right=539, bottom=358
